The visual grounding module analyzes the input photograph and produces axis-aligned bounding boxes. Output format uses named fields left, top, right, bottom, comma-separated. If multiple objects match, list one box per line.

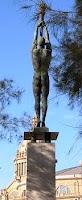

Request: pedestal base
left=26, top=143, right=56, bottom=200
left=24, top=128, right=58, bottom=142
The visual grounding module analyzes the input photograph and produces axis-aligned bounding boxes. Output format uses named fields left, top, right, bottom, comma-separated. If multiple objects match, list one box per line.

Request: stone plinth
left=24, top=128, right=58, bottom=200
left=26, top=143, right=56, bottom=200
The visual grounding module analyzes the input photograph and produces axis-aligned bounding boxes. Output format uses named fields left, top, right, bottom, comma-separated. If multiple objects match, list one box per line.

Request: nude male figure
left=32, top=21, right=52, bottom=127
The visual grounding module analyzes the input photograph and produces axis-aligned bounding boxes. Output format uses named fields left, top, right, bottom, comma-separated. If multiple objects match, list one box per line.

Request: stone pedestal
left=24, top=129, right=58, bottom=200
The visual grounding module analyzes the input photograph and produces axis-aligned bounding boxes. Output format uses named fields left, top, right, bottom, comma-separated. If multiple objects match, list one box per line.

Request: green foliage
left=0, top=79, right=31, bottom=141
left=21, top=0, right=68, bottom=29
left=53, top=39, right=82, bottom=105
left=52, top=0, right=82, bottom=107
left=0, top=79, right=22, bottom=110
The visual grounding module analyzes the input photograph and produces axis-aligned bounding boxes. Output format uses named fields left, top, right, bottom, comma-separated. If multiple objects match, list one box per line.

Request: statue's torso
left=32, top=48, right=52, bottom=73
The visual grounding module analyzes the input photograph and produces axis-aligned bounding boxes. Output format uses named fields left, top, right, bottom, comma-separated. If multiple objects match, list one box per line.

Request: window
left=22, top=190, right=26, bottom=197
left=75, top=198, right=80, bottom=200
left=6, top=193, right=8, bottom=200
left=19, top=163, right=20, bottom=176
left=22, top=151, right=24, bottom=157
left=17, top=163, right=18, bottom=176
left=21, top=162, right=23, bottom=175
left=24, top=162, right=27, bottom=175
left=56, top=185, right=71, bottom=196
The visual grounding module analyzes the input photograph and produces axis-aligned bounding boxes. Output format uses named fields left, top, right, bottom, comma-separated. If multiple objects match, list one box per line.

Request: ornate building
left=56, top=165, right=82, bottom=200
left=0, top=140, right=29, bottom=200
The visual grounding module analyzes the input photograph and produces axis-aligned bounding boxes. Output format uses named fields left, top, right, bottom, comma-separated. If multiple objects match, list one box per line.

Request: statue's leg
left=33, top=73, right=41, bottom=127
left=41, top=73, right=49, bottom=127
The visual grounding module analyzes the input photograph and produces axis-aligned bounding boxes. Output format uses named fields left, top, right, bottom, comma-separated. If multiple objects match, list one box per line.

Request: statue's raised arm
left=32, top=26, right=38, bottom=50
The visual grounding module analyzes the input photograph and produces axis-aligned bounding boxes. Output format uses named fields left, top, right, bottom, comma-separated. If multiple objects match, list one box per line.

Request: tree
left=21, top=0, right=68, bottom=31
left=52, top=0, right=82, bottom=107
left=0, top=79, right=31, bottom=141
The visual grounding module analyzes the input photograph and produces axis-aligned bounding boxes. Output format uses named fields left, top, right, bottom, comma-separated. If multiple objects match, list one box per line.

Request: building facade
left=56, top=166, right=82, bottom=200
left=0, top=140, right=29, bottom=200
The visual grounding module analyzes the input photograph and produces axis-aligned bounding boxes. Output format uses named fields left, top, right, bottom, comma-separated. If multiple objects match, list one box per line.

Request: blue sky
left=0, top=0, right=82, bottom=189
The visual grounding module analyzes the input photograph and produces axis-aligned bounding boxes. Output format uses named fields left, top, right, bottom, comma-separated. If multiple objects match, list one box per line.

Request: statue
left=32, top=6, right=52, bottom=127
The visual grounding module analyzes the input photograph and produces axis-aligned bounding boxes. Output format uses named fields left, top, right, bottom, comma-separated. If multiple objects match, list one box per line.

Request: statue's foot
left=37, top=121, right=41, bottom=127
left=42, top=121, right=45, bottom=127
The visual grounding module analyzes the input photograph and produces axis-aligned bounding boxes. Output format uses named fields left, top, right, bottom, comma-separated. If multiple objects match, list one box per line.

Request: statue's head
left=38, top=36, right=45, bottom=48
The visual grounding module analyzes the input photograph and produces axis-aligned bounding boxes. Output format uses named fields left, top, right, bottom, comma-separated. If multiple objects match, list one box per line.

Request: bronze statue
left=32, top=9, right=52, bottom=127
